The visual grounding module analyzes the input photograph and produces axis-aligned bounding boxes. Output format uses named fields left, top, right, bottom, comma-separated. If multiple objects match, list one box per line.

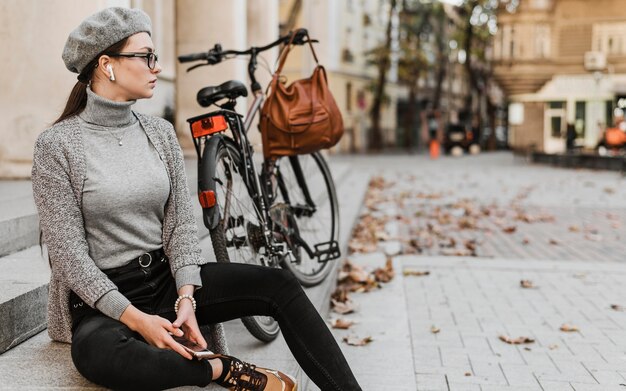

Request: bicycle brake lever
left=186, top=63, right=207, bottom=72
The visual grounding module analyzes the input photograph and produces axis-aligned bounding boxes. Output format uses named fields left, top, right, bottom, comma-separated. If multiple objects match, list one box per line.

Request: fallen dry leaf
left=584, top=233, right=603, bottom=242
left=568, top=225, right=581, bottom=232
left=342, top=336, right=373, bottom=346
left=604, top=187, right=616, bottom=194
left=559, top=324, right=579, bottom=332
left=331, top=287, right=350, bottom=303
left=440, top=248, right=473, bottom=256
left=522, top=238, right=530, bottom=245
left=331, top=299, right=355, bottom=315
left=573, top=273, right=587, bottom=279
left=548, top=344, right=558, bottom=350
left=520, top=280, right=535, bottom=289
left=502, top=226, right=517, bottom=234
left=610, top=304, right=625, bottom=311
left=403, top=269, right=430, bottom=277
left=464, top=372, right=472, bottom=376
left=430, top=325, right=440, bottom=334
left=330, top=318, right=355, bottom=329
left=373, top=258, right=395, bottom=283
left=499, top=335, right=535, bottom=345
left=549, top=238, right=559, bottom=245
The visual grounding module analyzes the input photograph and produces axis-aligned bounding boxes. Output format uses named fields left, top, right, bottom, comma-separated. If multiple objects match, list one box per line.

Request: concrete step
left=0, top=246, right=50, bottom=354
left=0, top=180, right=39, bottom=257
left=0, top=158, right=370, bottom=390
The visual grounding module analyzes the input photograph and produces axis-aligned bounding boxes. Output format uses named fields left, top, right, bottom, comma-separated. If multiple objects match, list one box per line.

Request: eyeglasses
left=110, top=52, right=158, bottom=70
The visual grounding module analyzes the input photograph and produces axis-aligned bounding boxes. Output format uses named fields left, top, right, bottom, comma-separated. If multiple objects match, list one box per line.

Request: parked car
left=443, top=123, right=472, bottom=154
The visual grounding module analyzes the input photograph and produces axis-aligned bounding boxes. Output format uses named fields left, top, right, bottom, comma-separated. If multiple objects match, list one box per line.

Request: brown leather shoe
left=210, top=354, right=297, bottom=391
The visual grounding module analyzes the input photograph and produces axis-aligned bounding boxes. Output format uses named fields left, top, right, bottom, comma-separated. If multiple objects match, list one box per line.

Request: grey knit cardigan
left=31, top=112, right=228, bottom=352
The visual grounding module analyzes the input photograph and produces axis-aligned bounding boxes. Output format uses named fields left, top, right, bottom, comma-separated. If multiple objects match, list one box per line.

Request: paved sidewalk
left=327, top=153, right=626, bottom=391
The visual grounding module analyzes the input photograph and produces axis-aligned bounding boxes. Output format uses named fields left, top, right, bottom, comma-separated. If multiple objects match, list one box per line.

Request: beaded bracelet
left=174, top=294, right=197, bottom=314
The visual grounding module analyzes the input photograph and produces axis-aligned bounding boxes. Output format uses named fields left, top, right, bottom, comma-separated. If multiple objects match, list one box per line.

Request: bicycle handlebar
left=177, top=28, right=316, bottom=69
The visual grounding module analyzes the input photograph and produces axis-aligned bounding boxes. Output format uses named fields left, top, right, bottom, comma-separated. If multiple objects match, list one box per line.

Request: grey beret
left=62, top=7, right=152, bottom=74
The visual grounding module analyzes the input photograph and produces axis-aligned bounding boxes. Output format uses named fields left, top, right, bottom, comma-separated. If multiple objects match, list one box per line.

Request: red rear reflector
left=199, top=190, right=216, bottom=208
left=190, top=115, right=228, bottom=138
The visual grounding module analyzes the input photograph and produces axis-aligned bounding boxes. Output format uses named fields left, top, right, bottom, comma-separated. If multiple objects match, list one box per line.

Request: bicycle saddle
left=196, top=80, right=248, bottom=107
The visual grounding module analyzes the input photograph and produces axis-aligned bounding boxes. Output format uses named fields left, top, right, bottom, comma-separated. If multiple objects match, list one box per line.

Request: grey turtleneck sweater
left=79, top=88, right=201, bottom=319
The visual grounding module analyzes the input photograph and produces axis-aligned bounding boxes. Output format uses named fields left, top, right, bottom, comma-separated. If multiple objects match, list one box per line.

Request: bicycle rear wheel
left=273, top=152, right=339, bottom=287
left=208, top=140, right=280, bottom=342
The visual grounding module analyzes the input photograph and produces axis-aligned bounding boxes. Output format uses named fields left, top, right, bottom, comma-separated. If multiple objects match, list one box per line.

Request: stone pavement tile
left=586, top=368, right=626, bottom=385
left=582, top=360, right=626, bottom=372
left=415, top=374, right=448, bottom=391
left=416, top=366, right=473, bottom=375
left=467, top=360, right=508, bottom=385
left=537, top=380, right=575, bottom=390
left=537, top=360, right=598, bottom=384
left=481, top=387, right=543, bottom=391
left=413, top=345, right=442, bottom=366
left=499, top=363, right=542, bottom=387
left=569, top=383, right=626, bottom=391
left=460, top=334, right=492, bottom=350
left=447, top=383, right=481, bottom=391
left=330, top=256, right=415, bottom=390
left=517, top=348, right=560, bottom=372
left=440, top=347, right=471, bottom=367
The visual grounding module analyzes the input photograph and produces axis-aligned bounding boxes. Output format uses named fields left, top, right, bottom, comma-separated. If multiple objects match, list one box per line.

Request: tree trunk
left=432, top=10, right=447, bottom=111
left=486, top=94, right=497, bottom=150
left=369, top=0, right=397, bottom=151
left=463, top=1, right=478, bottom=117
left=405, top=77, right=419, bottom=152
left=280, top=0, right=303, bottom=35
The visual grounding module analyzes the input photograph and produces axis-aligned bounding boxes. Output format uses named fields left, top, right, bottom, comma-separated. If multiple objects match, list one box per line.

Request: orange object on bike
left=190, top=115, right=228, bottom=138
left=605, top=127, right=626, bottom=146
left=198, top=190, right=216, bottom=208
left=429, top=140, right=440, bottom=159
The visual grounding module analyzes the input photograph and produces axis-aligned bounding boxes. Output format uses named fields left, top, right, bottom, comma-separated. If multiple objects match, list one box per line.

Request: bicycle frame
left=183, top=30, right=335, bottom=266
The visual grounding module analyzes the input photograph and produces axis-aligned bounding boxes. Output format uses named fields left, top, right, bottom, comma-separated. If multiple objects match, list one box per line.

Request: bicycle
left=178, top=29, right=341, bottom=342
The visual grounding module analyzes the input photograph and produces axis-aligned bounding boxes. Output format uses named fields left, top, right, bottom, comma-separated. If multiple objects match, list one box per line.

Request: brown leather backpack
left=260, top=31, right=344, bottom=158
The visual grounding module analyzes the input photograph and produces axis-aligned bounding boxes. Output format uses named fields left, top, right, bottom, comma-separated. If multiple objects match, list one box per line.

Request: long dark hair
left=42, top=38, right=131, bottom=262
left=54, top=38, right=129, bottom=124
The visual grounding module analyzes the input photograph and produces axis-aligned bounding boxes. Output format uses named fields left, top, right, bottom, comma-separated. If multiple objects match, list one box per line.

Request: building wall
left=0, top=0, right=175, bottom=178
left=494, top=0, right=626, bottom=152
left=510, top=102, right=545, bottom=151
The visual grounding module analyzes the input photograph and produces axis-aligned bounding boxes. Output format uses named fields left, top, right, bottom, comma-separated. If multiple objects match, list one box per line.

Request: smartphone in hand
left=172, top=335, right=215, bottom=359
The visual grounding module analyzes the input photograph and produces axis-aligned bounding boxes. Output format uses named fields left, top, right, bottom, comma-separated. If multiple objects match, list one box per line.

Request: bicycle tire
left=274, top=152, right=339, bottom=287
left=207, top=139, right=280, bottom=343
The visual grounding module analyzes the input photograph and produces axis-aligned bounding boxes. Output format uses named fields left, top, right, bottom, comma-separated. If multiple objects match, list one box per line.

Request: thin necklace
left=107, top=129, right=128, bottom=146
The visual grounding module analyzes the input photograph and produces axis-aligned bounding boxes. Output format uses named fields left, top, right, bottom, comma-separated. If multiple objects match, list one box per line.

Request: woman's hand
left=120, top=304, right=194, bottom=360
left=172, top=287, right=207, bottom=349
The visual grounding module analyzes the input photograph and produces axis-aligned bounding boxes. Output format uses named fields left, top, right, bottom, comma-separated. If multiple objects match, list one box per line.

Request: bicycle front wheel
left=208, top=140, right=280, bottom=342
left=274, top=152, right=339, bottom=287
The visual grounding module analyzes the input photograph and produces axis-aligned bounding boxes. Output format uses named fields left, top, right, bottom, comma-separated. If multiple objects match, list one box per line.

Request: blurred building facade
left=0, top=0, right=401, bottom=179
left=279, top=0, right=402, bottom=153
left=493, top=0, right=626, bottom=153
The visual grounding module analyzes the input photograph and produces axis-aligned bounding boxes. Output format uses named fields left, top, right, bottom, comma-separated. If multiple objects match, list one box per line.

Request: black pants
left=69, top=256, right=361, bottom=391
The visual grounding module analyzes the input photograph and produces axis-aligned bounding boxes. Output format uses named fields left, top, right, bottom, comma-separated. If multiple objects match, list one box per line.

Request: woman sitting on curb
left=32, top=7, right=362, bottom=391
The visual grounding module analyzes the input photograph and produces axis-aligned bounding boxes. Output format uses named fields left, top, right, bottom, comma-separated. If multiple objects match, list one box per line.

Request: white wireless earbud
left=107, top=64, right=115, bottom=81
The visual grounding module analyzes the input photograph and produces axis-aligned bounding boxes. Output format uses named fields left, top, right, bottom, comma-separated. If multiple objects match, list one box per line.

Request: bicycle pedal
left=314, top=240, right=340, bottom=262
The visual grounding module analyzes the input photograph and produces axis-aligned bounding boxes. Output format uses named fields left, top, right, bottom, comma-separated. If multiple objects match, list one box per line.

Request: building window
left=606, top=100, right=615, bottom=126
left=575, top=101, right=586, bottom=138
left=346, top=82, right=353, bottom=112
left=530, top=0, right=551, bottom=10
left=548, top=101, right=565, bottom=138
left=534, top=25, right=551, bottom=58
